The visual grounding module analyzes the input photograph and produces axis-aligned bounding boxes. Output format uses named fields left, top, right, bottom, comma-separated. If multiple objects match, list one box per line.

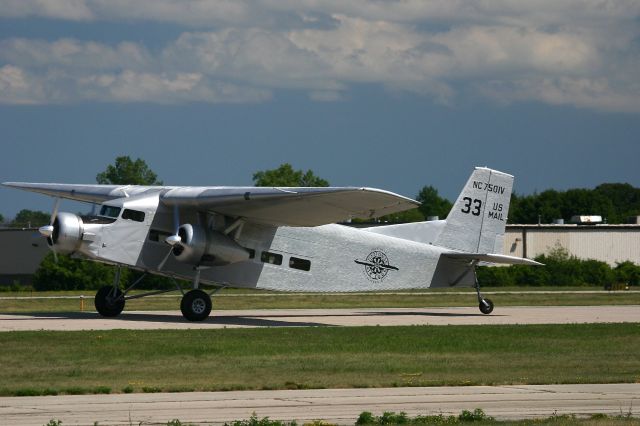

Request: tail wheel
left=95, top=286, right=125, bottom=317
left=180, top=289, right=212, bottom=321
left=479, top=298, right=494, bottom=315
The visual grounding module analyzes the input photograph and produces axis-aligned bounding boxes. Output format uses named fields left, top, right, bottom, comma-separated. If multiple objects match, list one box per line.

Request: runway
left=0, top=305, right=639, bottom=331
left=1, top=384, right=638, bottom=425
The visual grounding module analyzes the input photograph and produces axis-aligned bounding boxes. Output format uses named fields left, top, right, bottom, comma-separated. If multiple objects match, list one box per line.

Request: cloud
left=0, top=38, right=152, bottom=71
left=0, top=65, right=270, bottom=105
left=0, top=0, right=93, bottom=21
left=0, top=65, right=43, bottom=105
left=0, top=1, right=638, bottom=112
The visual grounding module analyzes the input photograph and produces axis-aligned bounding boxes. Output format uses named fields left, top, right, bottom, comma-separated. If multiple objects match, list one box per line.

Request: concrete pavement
left=0, top=305, right=639, bottom=331
left=1, top=384, right=638, bottom=425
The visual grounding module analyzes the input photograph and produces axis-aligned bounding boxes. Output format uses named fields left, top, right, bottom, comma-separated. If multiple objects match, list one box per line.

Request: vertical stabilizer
left=435, top=167, right=513, bottom=253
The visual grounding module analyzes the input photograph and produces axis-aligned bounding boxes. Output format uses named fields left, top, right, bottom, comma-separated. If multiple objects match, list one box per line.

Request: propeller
left=38, top=197, right=60, bottom=263
left=158, top=205, right=182, bottom=271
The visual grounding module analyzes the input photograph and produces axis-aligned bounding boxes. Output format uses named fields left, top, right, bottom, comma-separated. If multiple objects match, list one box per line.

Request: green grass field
left=0, top=323, right=638, bottom=397
left=1, top=287, right=639, bottom=313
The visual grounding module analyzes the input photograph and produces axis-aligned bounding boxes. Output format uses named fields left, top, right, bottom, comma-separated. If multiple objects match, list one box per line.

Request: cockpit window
left=122, top=209, right=145, bottom=222
left=99, top=205, right=121, bottom=218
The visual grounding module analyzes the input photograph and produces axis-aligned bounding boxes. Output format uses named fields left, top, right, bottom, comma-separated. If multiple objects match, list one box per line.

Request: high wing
left=2, top=182, right=420, bottom=227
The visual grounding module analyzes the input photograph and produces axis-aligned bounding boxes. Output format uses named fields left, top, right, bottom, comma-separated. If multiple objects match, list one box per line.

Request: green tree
left=377, top=208, right=425, bottom=224
left=0, top=213, right=4, bottom=224
left=253, top=163, right=329, bottom=187
left=594, top=183, right=640, bottom=223
left=509, top=183, right=640, bottom=225
left=416, top=186, right=452, bottom=220
left=34, top=252, right=118, bottom=291
left=96, top=156, right=162, bottom=185
left=11, top=209, right=50, bottom=228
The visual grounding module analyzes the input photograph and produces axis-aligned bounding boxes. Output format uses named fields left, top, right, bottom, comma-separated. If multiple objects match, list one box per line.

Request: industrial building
left=505, top=224, right=640, bottom=266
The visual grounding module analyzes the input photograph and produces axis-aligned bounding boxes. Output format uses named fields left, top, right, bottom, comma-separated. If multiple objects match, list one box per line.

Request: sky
left=0, top=0, right=639, bottom=219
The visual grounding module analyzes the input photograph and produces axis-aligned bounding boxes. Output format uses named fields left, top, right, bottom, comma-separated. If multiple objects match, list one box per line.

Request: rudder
left=435, top=167, right=513, bottom=253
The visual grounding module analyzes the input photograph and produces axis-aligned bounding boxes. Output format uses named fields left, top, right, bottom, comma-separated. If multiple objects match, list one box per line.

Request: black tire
left=95, top=285, right=125, bottom=317
left=479, top=298, right=494, bottom=315
left=180, top=289, right=212, bottom=321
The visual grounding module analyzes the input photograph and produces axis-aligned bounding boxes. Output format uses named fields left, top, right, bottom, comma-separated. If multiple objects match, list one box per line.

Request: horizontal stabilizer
left=442, top=252, right=543, bottom=266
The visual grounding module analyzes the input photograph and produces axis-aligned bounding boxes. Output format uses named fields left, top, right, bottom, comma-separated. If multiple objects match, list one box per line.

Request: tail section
left=435, top=167, right=513, bottom=254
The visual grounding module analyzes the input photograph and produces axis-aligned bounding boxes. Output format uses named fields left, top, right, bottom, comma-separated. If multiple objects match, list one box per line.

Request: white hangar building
left=504, top=224, right=640, bottom=266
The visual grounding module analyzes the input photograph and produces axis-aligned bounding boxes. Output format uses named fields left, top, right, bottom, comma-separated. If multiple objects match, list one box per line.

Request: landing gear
left=94, top=264, right=220, bottom=321
left=180, top=289, right=212, bottom=321
left=95, top=285, right=125, bottom=317
left=479, top=298, right=494, bottom=314
left=474, top=264, right=494, bottom=315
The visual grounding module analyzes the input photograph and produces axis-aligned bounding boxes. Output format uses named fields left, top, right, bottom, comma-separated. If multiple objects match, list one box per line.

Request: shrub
left=457, top=409, right=493, bottom=422
left=478, top=245, right=638, bottom=287
left=614, top=261, right=640, bottom=286
left=33, top=253, right=117, bottom=291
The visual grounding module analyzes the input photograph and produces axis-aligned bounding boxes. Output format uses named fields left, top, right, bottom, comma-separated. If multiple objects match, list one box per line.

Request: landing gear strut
left=94, top=265, right=220, bottom=321
left=474, top=269, right=494, bottom=315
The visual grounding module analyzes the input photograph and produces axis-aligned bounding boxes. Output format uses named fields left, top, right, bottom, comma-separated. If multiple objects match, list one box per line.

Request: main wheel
left=95, top=286, right=125, bottom=317
left=479, top=298, right=494, bottom=315
left=180, top=289, right=212, bottom=321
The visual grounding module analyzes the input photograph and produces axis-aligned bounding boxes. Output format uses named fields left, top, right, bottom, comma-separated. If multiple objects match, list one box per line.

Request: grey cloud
left=0, top=1, right=638, bottom=112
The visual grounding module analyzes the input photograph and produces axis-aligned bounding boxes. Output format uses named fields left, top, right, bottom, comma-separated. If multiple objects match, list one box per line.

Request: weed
left=15, top=388, right=42, bottom=396
left=224, top=412, right=298, bottom=426
left=142, top=386, right=162, bottom=393
left=93, top=386, right=111, bottom=394
left=122, top=385, right=134, bottom=393
left=167, top=420, right=195, bottom=426
left=64, top=387, right=86, bottom=395
left=590, top=413, right=609, bottom=419
left=458, top=408, right=493, bottom=422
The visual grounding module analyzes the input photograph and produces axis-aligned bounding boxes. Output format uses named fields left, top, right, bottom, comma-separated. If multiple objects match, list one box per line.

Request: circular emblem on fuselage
left=355, top=250, right=399, bottom=282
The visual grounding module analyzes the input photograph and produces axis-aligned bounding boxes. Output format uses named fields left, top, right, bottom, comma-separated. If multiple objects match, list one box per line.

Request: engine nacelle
left=51, top=212, right=84, bottom=254
left=172, top=223, right=250, bottom=266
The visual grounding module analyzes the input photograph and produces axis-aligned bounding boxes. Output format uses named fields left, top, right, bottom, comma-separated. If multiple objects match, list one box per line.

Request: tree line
left=5, top=161, right=638, bottom=226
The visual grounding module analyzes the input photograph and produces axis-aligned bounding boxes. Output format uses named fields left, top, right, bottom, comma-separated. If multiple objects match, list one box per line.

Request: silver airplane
left=2, top=167, right=540, bottom=321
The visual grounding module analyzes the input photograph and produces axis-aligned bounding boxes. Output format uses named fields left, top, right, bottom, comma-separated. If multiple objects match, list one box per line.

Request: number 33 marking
left=461, top=197, right=482, bottom=216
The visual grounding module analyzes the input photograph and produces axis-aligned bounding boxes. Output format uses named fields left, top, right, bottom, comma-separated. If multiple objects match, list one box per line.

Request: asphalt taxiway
left=0, top=305, right=638, bottom=331
left=1, top=384, right=638, bottom=425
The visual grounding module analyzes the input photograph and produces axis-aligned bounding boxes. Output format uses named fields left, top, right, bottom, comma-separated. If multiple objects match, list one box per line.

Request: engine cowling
left=51, top=212, right=84, bottom=254
left=172, top=223, right=250, bottom=266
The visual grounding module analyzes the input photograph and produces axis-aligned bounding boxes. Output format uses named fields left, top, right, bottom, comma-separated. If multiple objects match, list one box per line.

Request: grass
left=0, top=323, right=638, bottom=396
left=0, top=287, right=639, bottom=313
left=40, top=412, right=640, bottom=426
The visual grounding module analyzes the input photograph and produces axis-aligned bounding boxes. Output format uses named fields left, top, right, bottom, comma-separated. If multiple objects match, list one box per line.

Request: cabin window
left=99, top=205, right=121, bottom=219
left=247, top=248, right=255, bottom=259
left=260, top=251, right=282, bottom=265
left=289, top=257, right=311, bottom=271
left=122, top=209, right=145, bottom=222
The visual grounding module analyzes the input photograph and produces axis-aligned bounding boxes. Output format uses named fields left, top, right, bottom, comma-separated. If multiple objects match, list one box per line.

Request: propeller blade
left=157, top=247, right=173, bottom=271
left=173, top=205, right=180, bottom=235
left=51, top=246, right=58, bottom=264
left=50, top=198, right=60, bottom=226
left=165, top=204, right=182, bottom=246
